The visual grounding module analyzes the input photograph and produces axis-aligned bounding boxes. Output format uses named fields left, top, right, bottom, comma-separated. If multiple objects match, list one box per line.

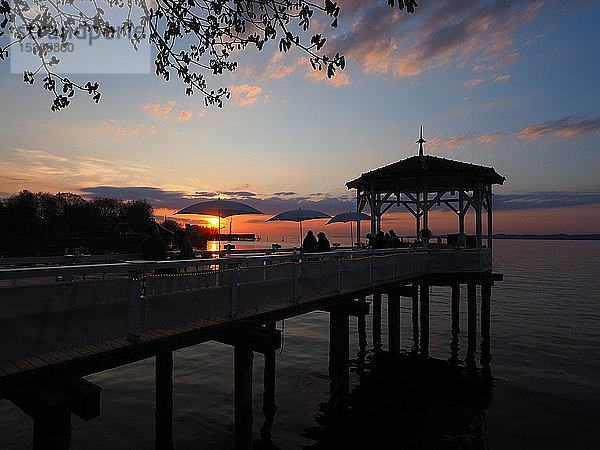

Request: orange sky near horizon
left=156, top=203, right=600, bottom=241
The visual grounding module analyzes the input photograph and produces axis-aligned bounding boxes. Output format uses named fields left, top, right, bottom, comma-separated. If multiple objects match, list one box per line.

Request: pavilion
left=346, top=126, right=505, bottom=249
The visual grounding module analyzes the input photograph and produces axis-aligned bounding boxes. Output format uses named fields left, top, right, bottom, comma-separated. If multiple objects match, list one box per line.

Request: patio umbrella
left=175, top=199, right=263, bottom=251
left=267, top=208, right=331, bottom=245
left=327, top=211, right=371, bottom=247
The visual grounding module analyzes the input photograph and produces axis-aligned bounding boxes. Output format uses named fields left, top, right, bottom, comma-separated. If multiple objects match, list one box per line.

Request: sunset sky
left=1, top=0, right=599, bottom=238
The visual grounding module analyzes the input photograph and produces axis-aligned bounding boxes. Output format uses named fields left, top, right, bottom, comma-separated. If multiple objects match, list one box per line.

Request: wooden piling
left=234, top=344, right=254, bottom=450
left=450, top=283, right=460, bottom=363
left=260, top=323, right=277, bottom=445
left=388, top=291, right=401, bottom=358
left=466, top=283, right=477, bottom=366
left=481, top=283, right=492, bottom=368
left=372, top=293, right=382, bottom=351
left=419, top=283, right=430, bottom=357
left=155, top=350, right=174, bottom=450
left=412, top=283, right=419, bottom=353
left=329, top=308, right=349, bottom=412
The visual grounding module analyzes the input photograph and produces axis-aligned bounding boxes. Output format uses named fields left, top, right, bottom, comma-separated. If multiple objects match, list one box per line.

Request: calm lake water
left=1, top=240, right=599, bottom=449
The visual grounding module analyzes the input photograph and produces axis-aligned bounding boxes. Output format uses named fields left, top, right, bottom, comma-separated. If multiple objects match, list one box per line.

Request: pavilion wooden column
left=415, top=193, right=421, bottom=239
left=487, top=191, right=493, bottom=250
left=459, top=192, right=466, bottom=236
left=370, top=186, right=377, bottom=235
left=155, top=350, right=174, bottom=450
left=476, top=188, right=483, bottom=250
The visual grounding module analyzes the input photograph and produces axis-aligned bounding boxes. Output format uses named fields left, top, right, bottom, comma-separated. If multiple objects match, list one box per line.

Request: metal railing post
left=369, top=255, right=373, bottom=286
left=230, top=266, right=240, bottom=317
left=292, top=261, right=299, bottom=303
left=128, top=271, right=143, bottom=341
left=336, top=259, right=342, bottom=293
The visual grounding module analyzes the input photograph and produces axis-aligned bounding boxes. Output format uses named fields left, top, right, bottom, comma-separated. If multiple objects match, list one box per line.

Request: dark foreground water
left=1, top=240, right=599, bottom=449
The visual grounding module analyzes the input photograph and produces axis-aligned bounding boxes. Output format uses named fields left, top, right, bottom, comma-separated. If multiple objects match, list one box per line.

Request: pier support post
left=467, top=283, right=477, bottom=367
left=480, top=283, right=492, bottom=369
left=234, top=343, right=254, bottom=450
left=387, top=291, right=401, bottom=359
left=357, top=296, right=368, bottom=354
left=260, top=322, right=278, bottom=445
left=329, top=308, right=350, bottom=413
left=155, top=350, right=174, bottom=450
left=450, top=283, right=461, bottom=364
left=12, top=386, right=72, bottom=450
left=419, top=283, right=430, bottom=357
left=372, top=293, right=382, bottom=351
left=412, top=283, right=419, bottom=354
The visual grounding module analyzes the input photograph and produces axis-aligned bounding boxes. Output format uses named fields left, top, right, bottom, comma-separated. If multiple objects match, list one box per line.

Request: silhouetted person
left=142, top=222, right=166, bottom=260
left=384, top=232, right=392, bottom=248
left=421, top=226, right=432, bottom=241
left=374, top=230, right=385, bottom=249
left=174, top=229, right=194, bottom=259
left=365, top=233, right=375, bottom=248
left=316, top=232, right=331, bottom=252
left=302, top=230, right=318, bottom=253
left=389, top=229, right=401, bottom=247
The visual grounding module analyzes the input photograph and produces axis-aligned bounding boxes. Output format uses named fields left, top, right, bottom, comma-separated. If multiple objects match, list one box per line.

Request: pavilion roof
left=346, top=155, right=505, bottom=192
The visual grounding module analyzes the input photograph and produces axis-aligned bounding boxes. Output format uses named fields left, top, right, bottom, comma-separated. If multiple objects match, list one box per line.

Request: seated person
left=302, top=230, right=318, bottom=253
left=316, top=232, right=331, bottom=252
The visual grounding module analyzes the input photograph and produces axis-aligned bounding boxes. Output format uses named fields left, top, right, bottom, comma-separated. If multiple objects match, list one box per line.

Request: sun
left=208, top=217, right=220, bottom=228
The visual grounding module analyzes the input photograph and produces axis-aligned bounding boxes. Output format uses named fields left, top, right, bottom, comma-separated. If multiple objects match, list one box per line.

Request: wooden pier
left=0, top=247, right=500, bottom=449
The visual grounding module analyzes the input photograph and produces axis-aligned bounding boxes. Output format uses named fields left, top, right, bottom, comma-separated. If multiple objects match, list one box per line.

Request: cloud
left=273, top=191, right=297, bottom=196
left=427, top=131, right=503, bottom=149
left=517, top=115, right=600, bottom=141
left=218, top=191, right=257, bottom=198
left=330, top=0, right=542, bottom=81
left=491, top=73, right=511, bottom=83
left=142, top=101, right=176, bottom=120
left=494, top=192, right=600, bottom=210
left=178, top=110, right=192, bottom=121
left=72, top=186, right=600, bottom=215
left=304, top=65, right=352, bottom=87
left=0, top=148, right=158, bottom=191
left=101, top=119, right=156, bottom=137
left=230, top=84, right=263, bottom=107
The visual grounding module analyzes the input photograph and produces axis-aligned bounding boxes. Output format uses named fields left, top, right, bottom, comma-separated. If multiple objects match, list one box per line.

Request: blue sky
left=1, top=0, right=599, bottom=233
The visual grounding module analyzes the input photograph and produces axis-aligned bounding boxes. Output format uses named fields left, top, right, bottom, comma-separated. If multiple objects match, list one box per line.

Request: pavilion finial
left=416, top=124, right=427, bottom=157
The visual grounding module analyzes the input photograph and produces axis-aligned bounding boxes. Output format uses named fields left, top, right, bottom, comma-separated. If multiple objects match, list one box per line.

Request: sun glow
left=208, top=217, right=220, bottom=228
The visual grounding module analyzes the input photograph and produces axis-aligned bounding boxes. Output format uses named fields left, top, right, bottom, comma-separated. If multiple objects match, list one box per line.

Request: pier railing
left=0, top=247, right=491, bottom=363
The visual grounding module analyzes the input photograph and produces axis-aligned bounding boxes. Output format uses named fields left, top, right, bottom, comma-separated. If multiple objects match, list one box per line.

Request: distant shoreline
left=493, top=233, right=600, bottom=240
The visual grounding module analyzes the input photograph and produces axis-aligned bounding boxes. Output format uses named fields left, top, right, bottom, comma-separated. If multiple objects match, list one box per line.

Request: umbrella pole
left=218, top=215, right=221, bottom=253
left=229, top=218, right=232, bottom=243
left=350, top=222, right=353, bottom=249
left=299, top=220, right=303, bottom=248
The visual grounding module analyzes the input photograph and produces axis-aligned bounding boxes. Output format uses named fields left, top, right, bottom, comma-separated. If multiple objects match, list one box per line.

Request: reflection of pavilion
left=347, top=126, right=505, bottom=248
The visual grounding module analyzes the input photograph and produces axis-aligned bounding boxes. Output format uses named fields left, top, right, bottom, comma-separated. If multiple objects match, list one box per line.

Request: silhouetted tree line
left=0, top=190, right=154, bottom=256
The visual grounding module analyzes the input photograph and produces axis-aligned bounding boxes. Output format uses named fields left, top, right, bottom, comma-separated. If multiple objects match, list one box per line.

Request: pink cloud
left=230, top=84, right=263, bottom=107
left=142, top=101, right=176, bottom=120
left=101, top=119, right=156, bottom=137
left=517, top=116, right=600, bottom=141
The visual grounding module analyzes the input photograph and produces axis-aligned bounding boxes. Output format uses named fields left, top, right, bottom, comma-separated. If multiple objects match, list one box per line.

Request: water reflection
left=304, top=351, right=494, bottom=449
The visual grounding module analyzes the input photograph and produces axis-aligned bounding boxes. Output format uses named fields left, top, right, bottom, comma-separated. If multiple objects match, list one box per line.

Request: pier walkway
left=0, top=247, right=492, bottom=389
